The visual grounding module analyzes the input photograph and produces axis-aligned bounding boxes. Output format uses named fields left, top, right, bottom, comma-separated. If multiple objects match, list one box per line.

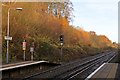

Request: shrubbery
left=2, top=2, right=115, bottom=63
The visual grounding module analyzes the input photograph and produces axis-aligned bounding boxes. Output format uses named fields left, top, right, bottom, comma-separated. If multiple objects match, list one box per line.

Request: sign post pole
left=23, top=50, right=26, bottom=61
left=30, top=47, right=34, bottom=61
left=31, top=52, right=33, bottom=61
left=30, top=42, right=34, bottom=61
left=23, top=40, right=26, bottom=61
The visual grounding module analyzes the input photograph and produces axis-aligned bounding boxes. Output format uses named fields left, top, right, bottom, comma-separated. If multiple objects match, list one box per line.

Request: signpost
left=23, top=40, right=26, bottom=61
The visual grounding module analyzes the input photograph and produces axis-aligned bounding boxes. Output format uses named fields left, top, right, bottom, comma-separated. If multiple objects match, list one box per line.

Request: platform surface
left=0, top=61, right=48, bottom=71
left=86, top=63, right=119, bottom=79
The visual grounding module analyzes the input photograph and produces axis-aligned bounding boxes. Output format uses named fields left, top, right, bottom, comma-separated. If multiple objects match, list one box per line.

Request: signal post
left=60, top=35, right=64, bottom=62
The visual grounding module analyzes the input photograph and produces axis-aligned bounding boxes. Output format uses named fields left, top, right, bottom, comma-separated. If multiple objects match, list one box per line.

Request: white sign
left=30, top=47, right=34, bottom=52
left=5, top=36, right=12, bottom=40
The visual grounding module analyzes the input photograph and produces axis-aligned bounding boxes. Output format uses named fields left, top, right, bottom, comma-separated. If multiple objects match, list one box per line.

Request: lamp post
left=5, top=7, right=22, bottom=64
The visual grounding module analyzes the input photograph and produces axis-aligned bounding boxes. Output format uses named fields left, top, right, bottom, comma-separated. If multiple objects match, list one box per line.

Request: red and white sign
left=23, top=41, right=26, bottom=50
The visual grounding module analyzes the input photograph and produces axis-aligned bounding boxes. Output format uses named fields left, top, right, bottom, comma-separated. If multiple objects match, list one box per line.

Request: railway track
left=24, top=51, right=117, bottom=80
left=62, top=52, right=117, bottom=80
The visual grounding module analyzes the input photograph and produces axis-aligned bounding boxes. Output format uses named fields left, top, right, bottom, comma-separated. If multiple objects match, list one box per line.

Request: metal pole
left=24, top=50, right=25, bottom=61
left=31, top=52, right=33, bottom=61
left=6, top=40, right=9, bottom=63
left=31, top=42, right=34, bottom=61
left=5, top=8, right=22, bottom=63
left=6, top=9, right=10, bottom=63
left=61, top=46, right=63, bottom=62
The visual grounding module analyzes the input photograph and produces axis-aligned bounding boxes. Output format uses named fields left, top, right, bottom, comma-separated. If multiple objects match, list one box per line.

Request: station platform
left=86, top=63, right=120, bottom=79
left=2, top=61, right=33, bottom=68
left=0, top=61, right=48, bottom=71
left=1, top=60, right=60, bottom=78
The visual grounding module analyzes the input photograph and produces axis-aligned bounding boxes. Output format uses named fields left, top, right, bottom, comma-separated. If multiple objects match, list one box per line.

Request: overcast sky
left=71, top=0, right=119, bottom=42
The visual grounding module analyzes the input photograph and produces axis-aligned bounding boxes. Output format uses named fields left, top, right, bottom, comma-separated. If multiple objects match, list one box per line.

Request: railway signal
left=59, top=35, right=64, bottom=63
left=60, top=35, right=64, bottom=43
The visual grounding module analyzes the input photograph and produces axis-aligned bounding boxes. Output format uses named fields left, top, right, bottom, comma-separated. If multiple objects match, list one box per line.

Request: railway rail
left=65, top=52, right=117, bottom=80
left=24, top=51, right=117, bottom=80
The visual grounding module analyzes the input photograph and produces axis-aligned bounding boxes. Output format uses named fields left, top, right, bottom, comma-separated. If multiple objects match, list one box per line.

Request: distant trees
left=47, top=0, right=74, bottom=21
